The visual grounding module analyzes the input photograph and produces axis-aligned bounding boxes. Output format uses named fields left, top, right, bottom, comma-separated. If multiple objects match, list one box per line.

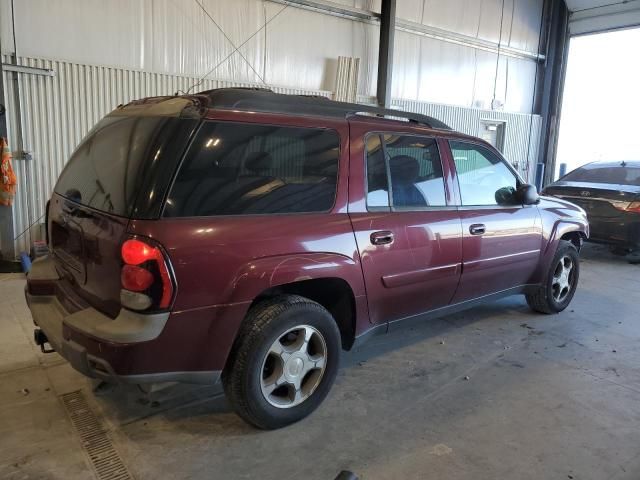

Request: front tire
left=223, top=295, right=341, bottom=429
left=526, top=240, right=580, bottom=314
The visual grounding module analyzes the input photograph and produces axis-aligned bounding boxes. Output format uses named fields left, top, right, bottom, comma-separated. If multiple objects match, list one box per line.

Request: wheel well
left=250, top=278, right=357, bottom=350
left=561, top=231, right=585, bottom=251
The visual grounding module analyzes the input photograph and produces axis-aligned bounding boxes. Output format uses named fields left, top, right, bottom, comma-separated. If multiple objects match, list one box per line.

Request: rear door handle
left=469, top=224, right=486, bottom=235
left=370, top=230, right=394, bottom=245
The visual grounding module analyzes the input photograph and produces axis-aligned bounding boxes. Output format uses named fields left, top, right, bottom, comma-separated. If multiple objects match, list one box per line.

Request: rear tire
left=627, top=250, right=640, bottom=265
left=526, top=240, right=580, bottom=314
left=223, top=295, right=341, bottom=430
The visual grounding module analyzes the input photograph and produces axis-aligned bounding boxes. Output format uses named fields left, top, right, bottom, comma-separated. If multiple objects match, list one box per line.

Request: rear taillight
left=613, top=201, right=640, bottom=213
left=625, top=202, right=640, bottom=213
left=121, top=265, right=154, bottom=291
left=120, top=237, right=175, bottom=312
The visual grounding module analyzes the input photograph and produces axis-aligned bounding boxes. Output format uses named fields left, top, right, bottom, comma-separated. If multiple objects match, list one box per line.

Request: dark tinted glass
left=365, top=133, right=446, bottom=209
left=165, top=121, right=339, bottom=216
left=562, top=164, right=640, bottom=186
left=450, top=141, right=518, bottom=206
left=365, top=135, right=390, bottom=208
left=384, top=135, right=446, bottom=207
left=54, top=115, right=194, bottom=217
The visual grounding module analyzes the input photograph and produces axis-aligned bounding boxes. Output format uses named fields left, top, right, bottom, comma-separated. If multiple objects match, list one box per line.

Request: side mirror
left=517, top=184, right=539, bottom=205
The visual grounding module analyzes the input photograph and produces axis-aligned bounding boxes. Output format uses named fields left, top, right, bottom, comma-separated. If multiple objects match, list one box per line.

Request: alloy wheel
left=260, top=325, right=327, bottom=408
left=552, top=255, right=574, bottom=303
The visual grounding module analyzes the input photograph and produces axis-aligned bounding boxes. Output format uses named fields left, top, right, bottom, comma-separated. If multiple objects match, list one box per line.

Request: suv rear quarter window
left=165, top=121, right=340, bottom=217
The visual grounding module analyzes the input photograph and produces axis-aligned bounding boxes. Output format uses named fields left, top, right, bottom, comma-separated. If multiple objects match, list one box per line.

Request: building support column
left=376, top=0, right=396, bottom=108
left=537, top=0, right=570, bottom=186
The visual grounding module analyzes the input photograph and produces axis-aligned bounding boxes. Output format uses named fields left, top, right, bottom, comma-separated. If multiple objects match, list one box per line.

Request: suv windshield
left=54, top=115, right=197, bottom=217
left=562, top=164, right=640, bottom=186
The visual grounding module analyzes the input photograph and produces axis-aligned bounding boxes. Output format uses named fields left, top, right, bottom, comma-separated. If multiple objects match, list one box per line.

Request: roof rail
left=195, top=88, right=451, bottom=130
left=345, top=107, right=451, bottom=130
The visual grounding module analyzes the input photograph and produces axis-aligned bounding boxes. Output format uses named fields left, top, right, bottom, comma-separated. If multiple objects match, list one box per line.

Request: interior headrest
left=389, top=155, right=420, bottom=183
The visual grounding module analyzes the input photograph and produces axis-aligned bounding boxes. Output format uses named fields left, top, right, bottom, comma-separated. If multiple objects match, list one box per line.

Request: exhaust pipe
left=34, top=329, right=54, bottom=353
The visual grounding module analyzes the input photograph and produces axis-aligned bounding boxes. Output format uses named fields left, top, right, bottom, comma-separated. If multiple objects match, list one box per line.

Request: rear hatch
left=544, top=180, right=640, bottom=242
left=48, top=108, right=198, bottom=317
left=544, top=181, right=640, bottom=218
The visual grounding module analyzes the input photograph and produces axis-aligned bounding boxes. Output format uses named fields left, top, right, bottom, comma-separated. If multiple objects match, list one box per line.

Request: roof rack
left=195, top=87, right=452, bottom=130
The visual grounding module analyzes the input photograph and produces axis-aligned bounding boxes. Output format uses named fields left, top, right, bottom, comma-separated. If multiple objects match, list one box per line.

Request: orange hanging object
left=0, top=137, right=17, bottom=206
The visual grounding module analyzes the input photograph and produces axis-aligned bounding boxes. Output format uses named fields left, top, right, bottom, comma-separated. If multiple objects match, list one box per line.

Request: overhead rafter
left=568, top=0, right=640, bottom=35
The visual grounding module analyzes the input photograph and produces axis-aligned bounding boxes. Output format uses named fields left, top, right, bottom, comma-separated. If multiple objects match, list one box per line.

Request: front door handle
left=469, top=224, right=486, bottom=235
left=370, top=230, right=394, bottom=245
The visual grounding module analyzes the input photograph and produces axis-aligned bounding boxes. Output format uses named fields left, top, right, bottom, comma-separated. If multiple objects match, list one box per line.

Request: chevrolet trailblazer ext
left=26, top=88, right=588, bottom=429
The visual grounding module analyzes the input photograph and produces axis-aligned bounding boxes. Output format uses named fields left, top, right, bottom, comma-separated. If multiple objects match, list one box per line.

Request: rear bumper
left=26, top=256, right=221, bottom=385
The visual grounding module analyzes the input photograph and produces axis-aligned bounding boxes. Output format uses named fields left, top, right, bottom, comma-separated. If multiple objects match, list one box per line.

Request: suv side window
left=165, top=121, right=340, bottom=217
left=366, top=133, right=447, bottom=209
left=449, top=141, right=518, bottom=206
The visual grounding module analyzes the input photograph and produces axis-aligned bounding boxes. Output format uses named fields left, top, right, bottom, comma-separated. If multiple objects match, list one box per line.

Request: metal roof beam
left=569, top=0, right=640, bottom=35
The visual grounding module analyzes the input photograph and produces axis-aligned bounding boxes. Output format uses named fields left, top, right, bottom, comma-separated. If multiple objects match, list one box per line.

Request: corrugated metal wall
left=2, top=54, right=540, bottom=255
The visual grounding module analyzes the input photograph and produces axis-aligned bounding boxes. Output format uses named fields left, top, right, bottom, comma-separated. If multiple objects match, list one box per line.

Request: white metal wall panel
left=422, top=0, right=504, bottom=43
left=1, top=0, right=543, bottom=113
left=510, top=0, right=544, bottom=52
left=264, top=2, right=361, bottom=91
left=306, top=0, right=543, bottom=53
left=1, top=0, right=268, bottom=82
left=409, top=0, right=542, bottom=52
left=391, top=30, right=537, bottom=113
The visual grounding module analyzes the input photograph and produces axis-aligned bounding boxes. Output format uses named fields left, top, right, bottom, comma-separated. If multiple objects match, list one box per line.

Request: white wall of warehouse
left=0, top=0, right=544, bottom=255
left=1, top=0, right=543, bottom=113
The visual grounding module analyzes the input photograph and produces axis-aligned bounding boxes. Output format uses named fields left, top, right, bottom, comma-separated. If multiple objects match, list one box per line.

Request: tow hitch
left=34, top=328, right=54, bottom=353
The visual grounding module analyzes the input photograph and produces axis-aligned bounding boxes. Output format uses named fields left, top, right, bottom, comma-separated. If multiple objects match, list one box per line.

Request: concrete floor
left=1, top=243, right=639, bottom=480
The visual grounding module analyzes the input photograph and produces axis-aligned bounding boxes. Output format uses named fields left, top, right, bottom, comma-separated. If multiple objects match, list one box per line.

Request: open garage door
left=567, top=0, right=640, bottom=35
left=555, top=26, right=640, bottom=179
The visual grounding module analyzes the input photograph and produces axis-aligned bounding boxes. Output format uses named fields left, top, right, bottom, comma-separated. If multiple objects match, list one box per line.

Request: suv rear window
left=164, top=121, right=340, bottom=217
left=54, top=115, right=196, bottom=217
left=562, top=164, right=640, bottom=186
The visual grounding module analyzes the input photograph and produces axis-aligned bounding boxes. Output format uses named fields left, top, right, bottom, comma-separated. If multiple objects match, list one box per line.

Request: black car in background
left=544, top=161, right=640, bottom=263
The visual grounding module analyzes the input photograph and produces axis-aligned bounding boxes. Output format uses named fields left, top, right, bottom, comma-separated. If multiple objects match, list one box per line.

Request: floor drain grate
left=61, top=390, right=133, bottom=480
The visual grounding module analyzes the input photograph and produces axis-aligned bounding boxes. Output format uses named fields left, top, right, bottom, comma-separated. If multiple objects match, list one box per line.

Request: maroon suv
left=26, top=88, right=589, bottom=429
